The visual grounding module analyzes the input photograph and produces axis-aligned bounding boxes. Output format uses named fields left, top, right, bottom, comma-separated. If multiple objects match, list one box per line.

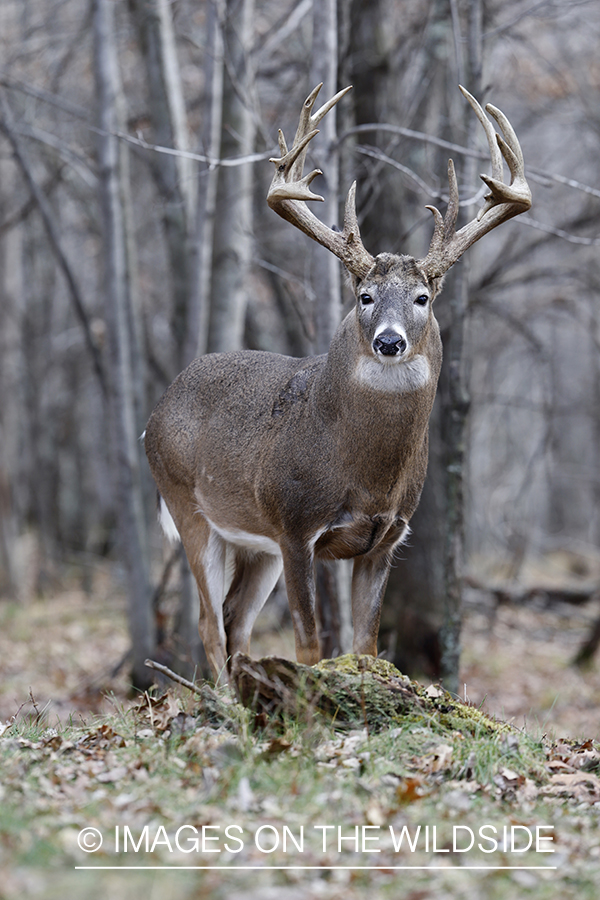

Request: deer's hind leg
left=178, top=515, right=229, bottom=680
left=223, top=550, right=283, bottom=660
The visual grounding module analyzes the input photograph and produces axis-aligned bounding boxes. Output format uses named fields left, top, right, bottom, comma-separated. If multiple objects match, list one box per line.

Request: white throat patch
left=354, top=354, right=431, bottom=393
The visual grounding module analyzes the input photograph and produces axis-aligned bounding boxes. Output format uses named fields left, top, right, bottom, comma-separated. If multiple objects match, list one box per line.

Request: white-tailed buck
left=145, top=84, right=531, bottom=678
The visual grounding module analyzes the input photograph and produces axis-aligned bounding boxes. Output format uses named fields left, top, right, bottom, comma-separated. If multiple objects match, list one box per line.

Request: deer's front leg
left=351, top=552, right=393, bottom=657
left=280, top=539, right=320, bottom=665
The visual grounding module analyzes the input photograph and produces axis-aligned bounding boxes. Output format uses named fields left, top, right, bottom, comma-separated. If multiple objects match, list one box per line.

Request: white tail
left=144, top=84, right=531, bottom=678
left=158, top=495, right=181, bottom=545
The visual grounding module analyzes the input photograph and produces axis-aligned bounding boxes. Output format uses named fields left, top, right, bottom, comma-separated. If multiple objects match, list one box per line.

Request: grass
left=2, top=669, right=600, bottom=900
left=2, top=568, right=600, bottom=899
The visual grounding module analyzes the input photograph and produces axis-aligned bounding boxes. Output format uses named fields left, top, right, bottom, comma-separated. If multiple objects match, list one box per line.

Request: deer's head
left=267, top=84, right=531, bottom=352
left=352, top=252, right=440, bottom=367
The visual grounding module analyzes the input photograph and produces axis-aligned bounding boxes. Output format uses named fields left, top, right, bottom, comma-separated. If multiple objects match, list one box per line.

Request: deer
left=144, top=83, right=531, bottom=680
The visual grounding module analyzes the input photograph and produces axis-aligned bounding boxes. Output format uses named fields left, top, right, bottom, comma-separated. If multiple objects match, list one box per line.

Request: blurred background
left=0, top=0, right=599, bottom=730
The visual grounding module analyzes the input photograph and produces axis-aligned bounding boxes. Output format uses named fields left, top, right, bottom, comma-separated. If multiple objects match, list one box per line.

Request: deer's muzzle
left=373, top=330, right=408, bottom=357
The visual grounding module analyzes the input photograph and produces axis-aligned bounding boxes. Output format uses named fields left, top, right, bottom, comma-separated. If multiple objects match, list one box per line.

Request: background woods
left=0, top=0, right=599, bottom=691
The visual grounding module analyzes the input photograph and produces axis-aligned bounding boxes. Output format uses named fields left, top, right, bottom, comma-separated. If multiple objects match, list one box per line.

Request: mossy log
left=231, top=653, right=508, bottom=734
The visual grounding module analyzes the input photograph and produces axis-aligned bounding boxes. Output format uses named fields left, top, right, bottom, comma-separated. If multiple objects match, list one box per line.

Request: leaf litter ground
left=1, top=571, right=600, bottom=899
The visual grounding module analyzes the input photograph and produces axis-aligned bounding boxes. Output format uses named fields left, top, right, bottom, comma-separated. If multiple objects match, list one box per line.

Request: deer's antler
left=267, top=83, right=376, bottom=281
left=419, top=86, right=532, bottom=281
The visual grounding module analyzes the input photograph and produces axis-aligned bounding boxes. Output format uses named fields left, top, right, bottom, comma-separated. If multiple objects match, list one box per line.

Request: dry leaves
left=543, top=771, right=600, bottom=803
left=541, top=738, right=600, bottom=803
left=135, top=692, right=183, bottom=731
left=411, top=742, right=453, bottom=775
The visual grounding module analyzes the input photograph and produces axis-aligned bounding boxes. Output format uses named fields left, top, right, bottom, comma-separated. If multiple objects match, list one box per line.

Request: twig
left=151, top=545, right=183, bottom=612
left=0, top=90, right=107, bottom=396
left=28, top=687, right=42, bottom=725
left=144, top=658, right=204, bottom=697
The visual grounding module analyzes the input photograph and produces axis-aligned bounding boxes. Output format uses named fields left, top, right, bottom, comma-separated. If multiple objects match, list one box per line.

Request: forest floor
left=1, top=556, right=600, bottom=900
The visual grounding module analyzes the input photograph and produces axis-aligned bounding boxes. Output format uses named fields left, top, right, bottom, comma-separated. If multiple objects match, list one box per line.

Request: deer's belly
left=314, top=510, right=409, bottom=561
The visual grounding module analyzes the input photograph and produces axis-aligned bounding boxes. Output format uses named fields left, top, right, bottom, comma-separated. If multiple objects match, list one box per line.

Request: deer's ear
left=347, top=270, right=363, bottom=295
left=427, top=274, right=445, bottom=301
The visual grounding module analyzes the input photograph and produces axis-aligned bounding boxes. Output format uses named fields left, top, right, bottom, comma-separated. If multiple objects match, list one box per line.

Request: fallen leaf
left=546, top=759, right=576, bottom=773
left=498, top=766, right=521, bottom=782
left=150, top=694, right=183, bottom=731
left=493, top=767, right=524, bottom=797
left=516, top=778, right=539, bottom=803
left=567, top=746, right=600, bottom=772
left=231, top=775, right=255, bottom=812
left=259, top=737, right=292, bottom=759
left=396, top=777, right=428, bottom=803
left=424, top=685, right=444, bottom=699
left=78, top=723, right=125, bottom=750
left=541, top=771, right=600, bottom=803
left=97, top=765, right=129, bottom=783
left=414, top=743, right=453, bottom=774
left=365, top=800, right=386, bottom=826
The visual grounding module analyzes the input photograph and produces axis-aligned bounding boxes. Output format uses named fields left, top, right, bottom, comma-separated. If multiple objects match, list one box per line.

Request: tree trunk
left=346, top=0, right=448, bottom=679
left=309, top=0, right=342, bottom=355
left=308, top=0, right=351, bottom=657
left=128, top=0, right=194, bottom=371
left=207, top=0, right=255, bottom=353
left=92, top=0, right=155, bottom=689
left=0, top=202, right=22, bottom=596
left=185, top=0, right=225, bottom=364
left=438, top=0, right=482, bottom=693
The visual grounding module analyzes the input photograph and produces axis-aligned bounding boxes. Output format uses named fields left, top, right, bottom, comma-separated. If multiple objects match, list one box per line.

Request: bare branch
left=10, top=121, right=97, bottom=188
left=253, top=0, right=312, bottom=61
left=0, top=90, right=107, bottom=396
left=144, top=658, right=203, bottom=696
left=339, top=123, right=600, bottom=202
left=356, top=144, right=488, bottom=207
left=0, top=72, right=91, bottom=121
left=112, top=129, right=272, bottom=169
left=0, top=166, right=64, bottom=235
left=519, top=215, right=600, bottom=245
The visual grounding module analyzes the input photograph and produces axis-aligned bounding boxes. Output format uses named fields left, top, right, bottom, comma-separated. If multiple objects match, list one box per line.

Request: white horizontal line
left=75, top=865, right=557, bottom=871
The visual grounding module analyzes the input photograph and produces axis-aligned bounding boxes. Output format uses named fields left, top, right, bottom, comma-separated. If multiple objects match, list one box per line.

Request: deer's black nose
left=373, top=331, right=407, bottom=356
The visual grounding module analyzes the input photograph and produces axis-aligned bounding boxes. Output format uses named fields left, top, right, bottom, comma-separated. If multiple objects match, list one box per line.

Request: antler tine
left=267, top=84, right=375, bottom=281
left=419, top=86, right=532, bottom=282
left=289, top=83, right=353, bottom=183
left=460, top=85, right=504, bottom=184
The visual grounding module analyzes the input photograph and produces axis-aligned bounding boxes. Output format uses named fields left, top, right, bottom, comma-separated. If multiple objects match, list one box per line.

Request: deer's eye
left=360, top=293, right=373, bottom=305
left=414, top=294, right=429, bottom=306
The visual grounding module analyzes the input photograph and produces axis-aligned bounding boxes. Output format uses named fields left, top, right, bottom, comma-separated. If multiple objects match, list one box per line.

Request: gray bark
left=129, top=0, right=194, bottom=370
left=93, top=0, right=155, bottom=689
left=207, top=0, right=256, bottom=353
left=309, top=0, right=352, bottom=656
left=438, top=0, right=482, bottom=693
left=309, top=0, right=342, bottom=355
left=185, top=0, right=225, bottom=363
left=0, top=204, right=22, bottom=595
left=129, top=0, right=208, bottom=677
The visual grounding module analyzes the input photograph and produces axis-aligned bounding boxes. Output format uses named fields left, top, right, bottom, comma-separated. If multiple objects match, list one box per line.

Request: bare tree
left=128, top=0, right=195, bottom=371
left=185, top=0, right=225, bottom=363
left=207, top=0, right=256, bottom=353
left=92, top=0, right=154, bottom=688
left=437, top=0, right=484, bottom=691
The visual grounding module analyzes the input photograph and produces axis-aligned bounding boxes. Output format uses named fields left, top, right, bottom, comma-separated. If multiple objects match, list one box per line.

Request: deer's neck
left=312, top=313, right=440, bottom=490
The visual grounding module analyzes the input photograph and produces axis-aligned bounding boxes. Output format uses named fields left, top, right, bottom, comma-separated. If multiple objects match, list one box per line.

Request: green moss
left=315, top=653, right=408, bottom=680
left=315, top=653, right=510, bottom=736
left=232, top=652, right=514, bottom=738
